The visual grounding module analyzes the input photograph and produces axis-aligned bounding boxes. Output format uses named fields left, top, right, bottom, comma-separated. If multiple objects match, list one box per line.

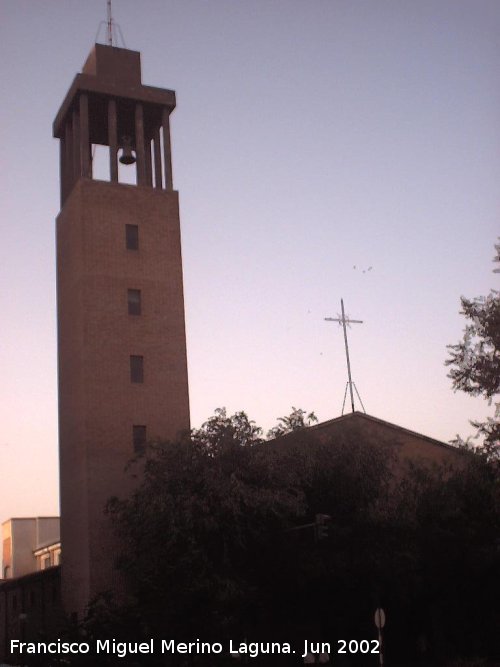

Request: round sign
left=374, top=607, right=386, bottom=629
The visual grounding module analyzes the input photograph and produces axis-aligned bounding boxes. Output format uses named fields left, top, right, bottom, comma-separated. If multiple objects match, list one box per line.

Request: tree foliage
left=388, top=456, right=500, bottom=663
left=266, top=406, right=318, bottom=439
left=101, top=409, right=500, bottom=665
left=446, top=292, right=500, bottom=399
left=192, top=406, right=264, bottom=452
left=446, top=242, right=500, bottom=455
left=106, top=410, right=304, bottom=643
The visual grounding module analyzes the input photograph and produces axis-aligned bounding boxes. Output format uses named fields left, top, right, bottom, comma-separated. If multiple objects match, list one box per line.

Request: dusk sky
left=1, top=0, right=499, bottom=521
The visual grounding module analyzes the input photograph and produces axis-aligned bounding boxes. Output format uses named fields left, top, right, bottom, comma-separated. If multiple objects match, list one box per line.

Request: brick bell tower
left=53, top=44, right=190, bottom=616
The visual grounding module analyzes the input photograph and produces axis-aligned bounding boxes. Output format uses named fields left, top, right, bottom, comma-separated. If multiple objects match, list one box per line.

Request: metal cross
left=325, top=298, right=365, bottom=414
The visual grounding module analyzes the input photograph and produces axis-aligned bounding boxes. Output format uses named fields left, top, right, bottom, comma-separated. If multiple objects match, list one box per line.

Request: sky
left=1, top=0, right=499, bottom=521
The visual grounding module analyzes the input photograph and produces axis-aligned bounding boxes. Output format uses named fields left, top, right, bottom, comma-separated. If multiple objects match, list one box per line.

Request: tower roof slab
left=53, top=44, right=176, bottom=138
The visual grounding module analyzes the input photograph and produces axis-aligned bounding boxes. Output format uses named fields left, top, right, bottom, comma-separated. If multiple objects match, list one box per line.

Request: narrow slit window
left=130, top=355, right=144, bottom=383
left=125, top=224, right=139, bottom=250
left=128, top=289, right=141, bottom=315
left=133, top=425, right=147, bottom=453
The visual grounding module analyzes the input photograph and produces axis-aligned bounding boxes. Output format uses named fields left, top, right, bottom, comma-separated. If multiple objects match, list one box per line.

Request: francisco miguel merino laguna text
left=10, top=639, right=297, bottom=659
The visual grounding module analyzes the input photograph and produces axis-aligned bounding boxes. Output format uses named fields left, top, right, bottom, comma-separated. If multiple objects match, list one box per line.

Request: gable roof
left=269, top=411, right=465, bottom=473
left=308, top=411, right=459, bottom=454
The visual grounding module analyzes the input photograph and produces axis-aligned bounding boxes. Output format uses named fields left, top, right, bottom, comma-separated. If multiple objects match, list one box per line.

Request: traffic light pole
left=285, top=514, right=331, bottom=542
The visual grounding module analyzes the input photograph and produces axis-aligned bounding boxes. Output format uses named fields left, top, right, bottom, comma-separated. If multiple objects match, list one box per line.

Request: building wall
left=57, top=178, right=190, bottom=616
left=34, top=543, right=61, bottom=571
left=2, top=518, right=60, bottom=580
left=0, top=567, right=63, bottom=663
left=2, top=523, right=12, bottom=579
left=35, top=517, right=60, bottom=549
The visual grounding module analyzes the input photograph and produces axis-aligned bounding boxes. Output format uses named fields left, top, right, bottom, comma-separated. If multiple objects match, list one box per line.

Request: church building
left=0, top=40, right=471, bottom=666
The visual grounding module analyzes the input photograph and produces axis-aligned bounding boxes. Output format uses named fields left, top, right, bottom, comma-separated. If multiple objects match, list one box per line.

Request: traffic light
left=315, top=513, right=331, bottom=541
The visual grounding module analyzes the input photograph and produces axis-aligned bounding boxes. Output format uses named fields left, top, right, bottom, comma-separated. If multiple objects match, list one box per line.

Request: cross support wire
left=325, top=298, right=365, bottom=414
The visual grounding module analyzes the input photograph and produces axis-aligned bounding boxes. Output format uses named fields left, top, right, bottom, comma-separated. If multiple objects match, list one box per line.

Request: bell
left=119, top=136, right=136, bottom=165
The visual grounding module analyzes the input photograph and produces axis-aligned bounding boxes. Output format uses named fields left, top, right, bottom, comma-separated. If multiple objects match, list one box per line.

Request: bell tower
left=53, top=44, right=190, bottom=616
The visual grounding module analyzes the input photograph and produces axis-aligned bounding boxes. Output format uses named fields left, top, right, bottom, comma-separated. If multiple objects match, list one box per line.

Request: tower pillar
left=162, top=107, right=173, bottom=190
left=108, top=98, right=118, bottom=182
left=79, top=93, right=91, bottom=178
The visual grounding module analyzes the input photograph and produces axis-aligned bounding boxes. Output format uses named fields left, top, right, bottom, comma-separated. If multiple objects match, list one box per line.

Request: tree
left=446, top=241, right=500, bottom=456
left=106, top=410, right=304, bottom=646
left=267, top=406, right=318, bottom=439
left=386, top=455, right=500, bottom=662
left=105, top=409, right=407, bottom=647
left=105, top=409, right=394, bottom=650
left=102, top=408, right=500, bottom=665
left=192, top=406, right=264, bottom=452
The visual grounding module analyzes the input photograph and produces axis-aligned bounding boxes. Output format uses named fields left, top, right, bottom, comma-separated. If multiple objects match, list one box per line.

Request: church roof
left=308, top=411, right=458, bottom=453
left=272, top=411, right=465, bottom=471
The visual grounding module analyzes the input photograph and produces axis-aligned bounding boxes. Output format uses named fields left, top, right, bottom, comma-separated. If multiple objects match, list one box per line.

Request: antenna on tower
left=107, top=0, right=113, bottom=46
left=95, top=1, right=127, bottom=48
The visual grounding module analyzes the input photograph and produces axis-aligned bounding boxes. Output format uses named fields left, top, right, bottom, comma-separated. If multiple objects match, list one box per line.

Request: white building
left=1, top=517, right=60, bottom=579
